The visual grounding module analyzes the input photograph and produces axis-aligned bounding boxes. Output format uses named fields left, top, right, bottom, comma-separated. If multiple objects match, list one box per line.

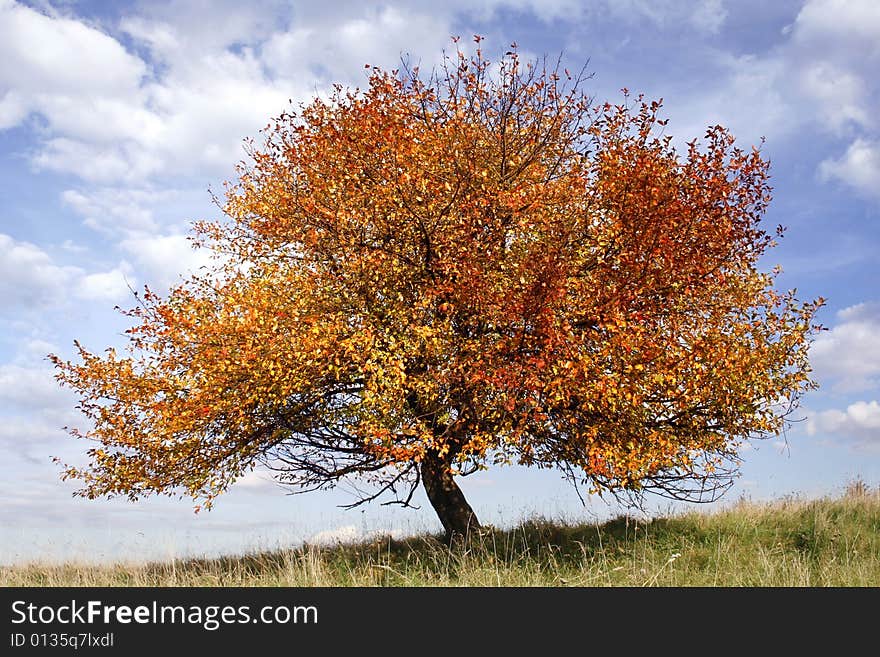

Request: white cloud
left=122, top=0, right=290, bottom=55
left=839, top=303, right=880, bottom=322
left=666, top=52, right=792, bottom=148
left=75, top=262, right=135, bottom=302
left=798, top=62, right=869, bottom=132
left=0, top=2, right=161, bottom=181
left=233, top=468, right=277, bottom=491
left=1, top=0, right=872, bottom=196
left=62, top=188, right=163, bottom=235
left=0, top=363, right=71, bottom=414
left=810, top=302, right=880, bottom=392
left=309, top=524, right=361, bottom=545
left=782, top=1, right=880, bottom=203
left=0, top=1, right=289, bottom=185
left=0, top=327, right=87, bottom=439
left=0, top=0, right=734, bottom=190
left=849, top=401, right=880, bottom=428
left=262, top=6, right=451, bottom=84
left=0, top=232, right=81, bottom=309
left=1, top=0, right=730, bottom=189
left=789, top=0, right=880, bottom=57
left=0, top=89, right=28, bottom=129
left=119, top=233, right=216, bottom=292
left=0, top=233, right=138, bottom=310
left=33, top=137, right=162, bottom=184
left=0, top=416, right=71, bottom=463
left=135, top=50, right=291, bottom=177
left=0, top=1, right=145, bottom=97
left=481, top=0, right=728, bottom=32
left=689, top=0, right=727, bottom=35
left=818, top=139, right=880, bottom=200
left=20, top=338, right=59, bottom=360
left=60, top=239, right=88, bottom=254
left=659, top=0, right=880, bottom=203
left=32, top=96, right=164, bottom=147
left=309, top=522, right=406, bottom=545
left=807, top=400, right=880, bottom=446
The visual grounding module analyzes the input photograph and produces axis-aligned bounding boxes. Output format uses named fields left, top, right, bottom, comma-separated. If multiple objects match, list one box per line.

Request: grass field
left=3, top=482, right=878, bottom=586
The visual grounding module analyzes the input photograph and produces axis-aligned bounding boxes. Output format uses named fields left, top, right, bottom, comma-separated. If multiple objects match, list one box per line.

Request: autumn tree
left=51, top=39, right=823, bottom=541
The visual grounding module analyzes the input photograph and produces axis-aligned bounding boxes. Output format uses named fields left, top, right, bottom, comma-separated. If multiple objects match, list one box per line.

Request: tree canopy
left=51, top=39, right=823, bottom=540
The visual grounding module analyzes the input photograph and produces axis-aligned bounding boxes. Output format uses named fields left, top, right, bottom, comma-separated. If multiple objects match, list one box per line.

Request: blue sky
left=1, top=0, right=879, bottom=565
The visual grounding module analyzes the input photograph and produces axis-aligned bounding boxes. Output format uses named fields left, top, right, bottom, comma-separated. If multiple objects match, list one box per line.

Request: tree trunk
left=420, top=452, right=481, bottom=543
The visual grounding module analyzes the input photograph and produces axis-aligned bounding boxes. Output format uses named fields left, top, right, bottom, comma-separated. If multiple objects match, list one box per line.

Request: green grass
left=4, top=483, right=879, bottom=586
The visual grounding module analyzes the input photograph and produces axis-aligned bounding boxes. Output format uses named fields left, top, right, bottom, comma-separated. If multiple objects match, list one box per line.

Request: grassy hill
left=3, top=483, right=879, bottom=586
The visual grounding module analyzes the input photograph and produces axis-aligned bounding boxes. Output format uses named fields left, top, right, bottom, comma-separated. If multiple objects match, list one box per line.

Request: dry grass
left=4, top=483, right=879, bottom=587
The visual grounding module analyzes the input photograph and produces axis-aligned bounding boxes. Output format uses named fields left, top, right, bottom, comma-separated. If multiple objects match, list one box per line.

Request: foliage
left=50, top=38, right=823, bottom=522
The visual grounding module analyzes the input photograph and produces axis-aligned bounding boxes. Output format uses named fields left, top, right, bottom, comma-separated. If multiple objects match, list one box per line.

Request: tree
left=51, top=39, right=823, bottom=542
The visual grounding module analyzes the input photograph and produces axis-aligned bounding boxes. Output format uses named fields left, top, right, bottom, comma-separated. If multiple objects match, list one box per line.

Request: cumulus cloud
left=659, top=0, right=880, bottom=202
left=232, top=468, right=277, bottom=491
left=786, top=0, right=880, bottom=199
left=75, top=262, right=135, bottom=302
left=0, top=360, right=81, bottom=454
left=0, top=1, right=287, bottom=185
left=807, top=400, right=880, bottom=447
left=62, top=187, right=163, bottom=235
left=119, top=233, right=216, bottom=292
left=0, top=1, right=159, bottom=180
left=123, top=0, right=291, bottom=55
left=818, top=139, right=880, bottom=200
left=128, top=48, right=290, bottom=180
left=0, top=233, right=136, bottom=309
left=0, top=233, right=81, bottom=309
left=786, top=0, right=880, bottom=126
left=309, top=525, right=361, bottom=545
left=460, top=0, right=728, bottom=32
left=599, top=0, right=728, bottom=34
left=666, top=52, right=792, bottom=148
left=20, top=338, right=60, bottom=360
left=788, top=0, right=880, bottom=56
left=0, top=0, right=735, bottom=211
left=688, top=0, right=727, bottom=34
left=262, top=5, right=451, bottom=84
left=0, top=0, right=738, bottom=189
left=308, top=524, right=405, bottom=545
left=810, top=302, right=880, bottom=392
left=113, top=2, right=470, bottom=184
left=2, top=0, right=875, bottom=198
left=798, top=61, right=870, bottom=132
left=0, top=414, right=71, bottom=450
left=0, top=1, right=145, bottom=97
left=34, top=138, right=163, bottom=184
left=0, top=363, right=69, bottom=413
left=0, top=89, right=27, bottom=129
